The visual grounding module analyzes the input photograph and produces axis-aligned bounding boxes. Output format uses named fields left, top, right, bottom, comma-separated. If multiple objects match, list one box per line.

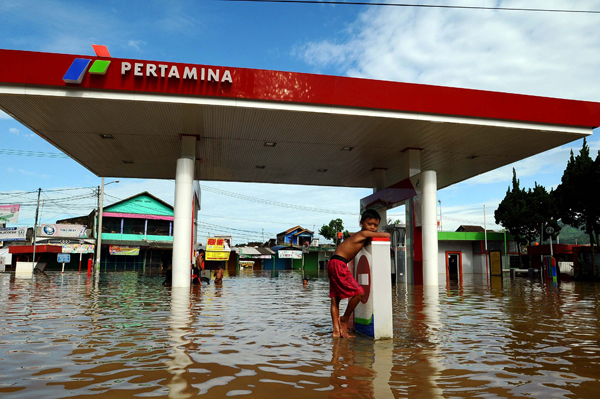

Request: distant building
left=276, top=226, right=314, bottom=246
left=438, top=230, right=517, bottom=283
left=60, top=191, right=174, bottom=272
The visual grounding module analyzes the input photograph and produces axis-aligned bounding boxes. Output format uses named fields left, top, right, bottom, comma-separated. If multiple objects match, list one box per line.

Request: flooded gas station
left=2, top=47, right=600, bottom=397
left=1, top=271, right=599, bottom=398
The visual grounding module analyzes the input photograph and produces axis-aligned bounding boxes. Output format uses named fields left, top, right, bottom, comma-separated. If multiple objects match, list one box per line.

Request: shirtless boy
left=328, top=209, right=390, bottom=338
left=214, top=264, right=224, bottom=284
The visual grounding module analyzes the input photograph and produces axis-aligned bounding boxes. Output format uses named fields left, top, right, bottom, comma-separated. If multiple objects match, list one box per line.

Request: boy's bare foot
left=332, top=317, right=341, bottom=337
left=339, top=317, right=355, bottom=338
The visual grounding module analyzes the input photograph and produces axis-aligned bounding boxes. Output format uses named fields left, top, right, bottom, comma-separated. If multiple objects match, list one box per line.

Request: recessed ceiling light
left=341, top=146, right=354, bottom=151
left=99, top=134, right=114, bottom=139
left=317, top=169, right=328, bottom=172
left=264, top=142, right=277, bottom=147
left=256, top=165, right=266, bottom=169
left=122, top=160, right=134, bottom=164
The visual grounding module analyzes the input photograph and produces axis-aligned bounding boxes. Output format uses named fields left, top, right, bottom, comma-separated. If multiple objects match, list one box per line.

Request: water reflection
left=1, top=271, right=600, bottom=398
left=166, top=287, right=194, bottom=398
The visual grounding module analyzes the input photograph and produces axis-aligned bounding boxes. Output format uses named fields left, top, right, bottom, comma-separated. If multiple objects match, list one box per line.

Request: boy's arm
left=359, top=231, right=391, bottom=239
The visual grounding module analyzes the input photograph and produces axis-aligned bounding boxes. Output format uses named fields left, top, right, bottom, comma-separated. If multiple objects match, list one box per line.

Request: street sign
left=302, top=242, right=309, bottom=254
left=57, top=254, right=71, bottom=263
left=545, top=226, right=554, bottom=235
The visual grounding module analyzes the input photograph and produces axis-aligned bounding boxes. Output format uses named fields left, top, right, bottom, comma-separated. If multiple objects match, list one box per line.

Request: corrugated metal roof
left=0, top=92, right=589, bottom=189
left=238, top=247, right=261, bottom=256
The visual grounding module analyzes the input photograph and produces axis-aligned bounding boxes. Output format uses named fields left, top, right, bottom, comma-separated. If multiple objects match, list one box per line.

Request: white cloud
left=8, top=127, right=35, bottom=139
left=296, top=0, right=600, bottom=102
left=127, top=40, right=146, bottom=52
left=19, top=169, right=49, bottom=178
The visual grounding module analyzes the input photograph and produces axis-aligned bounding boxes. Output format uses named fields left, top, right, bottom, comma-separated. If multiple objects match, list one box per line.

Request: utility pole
left=95, top=178, right=106, bottom=271
left=484, top=205, right=488, bottom=278
left=31, top=188, right=41, bottom=269
left=438, top=200, right=442, bottom=231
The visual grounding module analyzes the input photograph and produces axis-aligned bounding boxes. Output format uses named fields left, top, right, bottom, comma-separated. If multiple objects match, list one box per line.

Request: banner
left=0, top=227, right=27, bottom=241
left=241, top=254, right=271, bottom=259
left=206, top=251, right=230, bottom=261
left=52, top=243, right=95, bottom=254
left=278, top=250, right=302, bottom=259
left=206, top=237, right=231, bottom=252
left=38, top=224, right=87, bottom=238
left=239, top=260, right=254, bottom=267
left=0, top=205, right=20, bottom=223
left=109, top=246, right=140, bottom=256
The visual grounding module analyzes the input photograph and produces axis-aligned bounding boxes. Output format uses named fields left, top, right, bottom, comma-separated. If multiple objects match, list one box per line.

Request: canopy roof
left=1, top=49, right=599, bottom=189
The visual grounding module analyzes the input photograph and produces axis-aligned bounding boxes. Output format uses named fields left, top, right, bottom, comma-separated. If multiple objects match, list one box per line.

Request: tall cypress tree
left=495, top=169, right=530, bottom=266
left=555, top=138, right=600, bottom=278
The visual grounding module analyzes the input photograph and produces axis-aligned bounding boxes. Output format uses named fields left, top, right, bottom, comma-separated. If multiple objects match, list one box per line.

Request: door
left=446, top=251, right=462, bottom=282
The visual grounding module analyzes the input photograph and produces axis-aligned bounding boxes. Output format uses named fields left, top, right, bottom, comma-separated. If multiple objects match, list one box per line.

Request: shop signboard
left=206, top=251, right=230, bottom=261
left=241, top=254, right=271, bottom=259
left=0, top=205, right=20, bottom=223
left=38, top=224, right=87, bottom=238
left=0, top=227, right=27, bottom=241
left=57, top=244, right=95, bottom=254
left=239, top=260, right=254, bottom=268
left=109, top=246, right=140, bottom=256
left=206, top=237, right=232, bottom=252
left=278, top=250, right=302, bottom=259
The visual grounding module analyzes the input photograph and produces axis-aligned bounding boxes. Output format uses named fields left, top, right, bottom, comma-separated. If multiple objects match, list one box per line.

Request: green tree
left=555, top=138, right=600, bottom=277
left=319, top=218, right=349, bottom=244
left=527, top=183, right=560, bottom=244
left=494, top=169, right=531, bottom=266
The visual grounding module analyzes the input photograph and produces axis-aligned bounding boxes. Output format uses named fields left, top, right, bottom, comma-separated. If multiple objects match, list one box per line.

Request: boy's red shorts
left=327, top=258, right=364, bottom=299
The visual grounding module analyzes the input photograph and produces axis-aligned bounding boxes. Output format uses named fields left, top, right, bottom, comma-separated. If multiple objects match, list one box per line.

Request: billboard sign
left=207, top=237, right=231, bottom=252
left=38, top=224, right=87, bottom=238
left=0, top=205, right=20, bottom=223
left=0, top=227, right=27, bottom=241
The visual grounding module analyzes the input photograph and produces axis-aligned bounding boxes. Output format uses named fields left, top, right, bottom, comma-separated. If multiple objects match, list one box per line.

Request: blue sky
left=2, top=0, right=600, bottom=244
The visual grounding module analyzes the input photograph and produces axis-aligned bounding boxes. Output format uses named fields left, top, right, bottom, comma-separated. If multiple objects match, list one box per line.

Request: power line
left=201, top=184, right=358, bottom=215
left=0, top=148, right=69, bottom=158
left=219, top=0, right=600, bottom=14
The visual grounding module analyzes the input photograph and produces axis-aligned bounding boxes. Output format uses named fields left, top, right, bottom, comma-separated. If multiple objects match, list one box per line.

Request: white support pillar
left=172, top=136, right=196, bottom=288
left=421, top=171, right=439, bottom=286
left=372, top=168, right=387, bottom=228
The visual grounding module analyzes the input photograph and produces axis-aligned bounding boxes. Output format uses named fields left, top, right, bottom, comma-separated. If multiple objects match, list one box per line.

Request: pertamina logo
left=63, top=44, right=111, bottom=84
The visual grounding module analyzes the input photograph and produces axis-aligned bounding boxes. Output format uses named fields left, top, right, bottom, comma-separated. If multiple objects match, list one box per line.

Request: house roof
left=456, top=225, right=485, bottom=233
left=256, top=247, right=275, bottom=255
left=238, top=247, right=261, bottom=256
left=270, top=245, right=302, bottom=252
left=293, top=229, right=314, bottom=236
left=104, top=191, right=173, bottom=215
left=279, top=226, right=303, bottom=235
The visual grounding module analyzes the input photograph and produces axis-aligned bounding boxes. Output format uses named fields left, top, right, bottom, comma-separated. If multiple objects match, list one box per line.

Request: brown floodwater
left=1, top=270, right=599, bottom=398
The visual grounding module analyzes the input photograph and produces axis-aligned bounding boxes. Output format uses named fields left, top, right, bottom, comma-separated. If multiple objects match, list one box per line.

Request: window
left=123, top=218, right=145, bottom=235
left=102, top=217, right=122, bottom=234
left=147, top=220, right=170, bottom=236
